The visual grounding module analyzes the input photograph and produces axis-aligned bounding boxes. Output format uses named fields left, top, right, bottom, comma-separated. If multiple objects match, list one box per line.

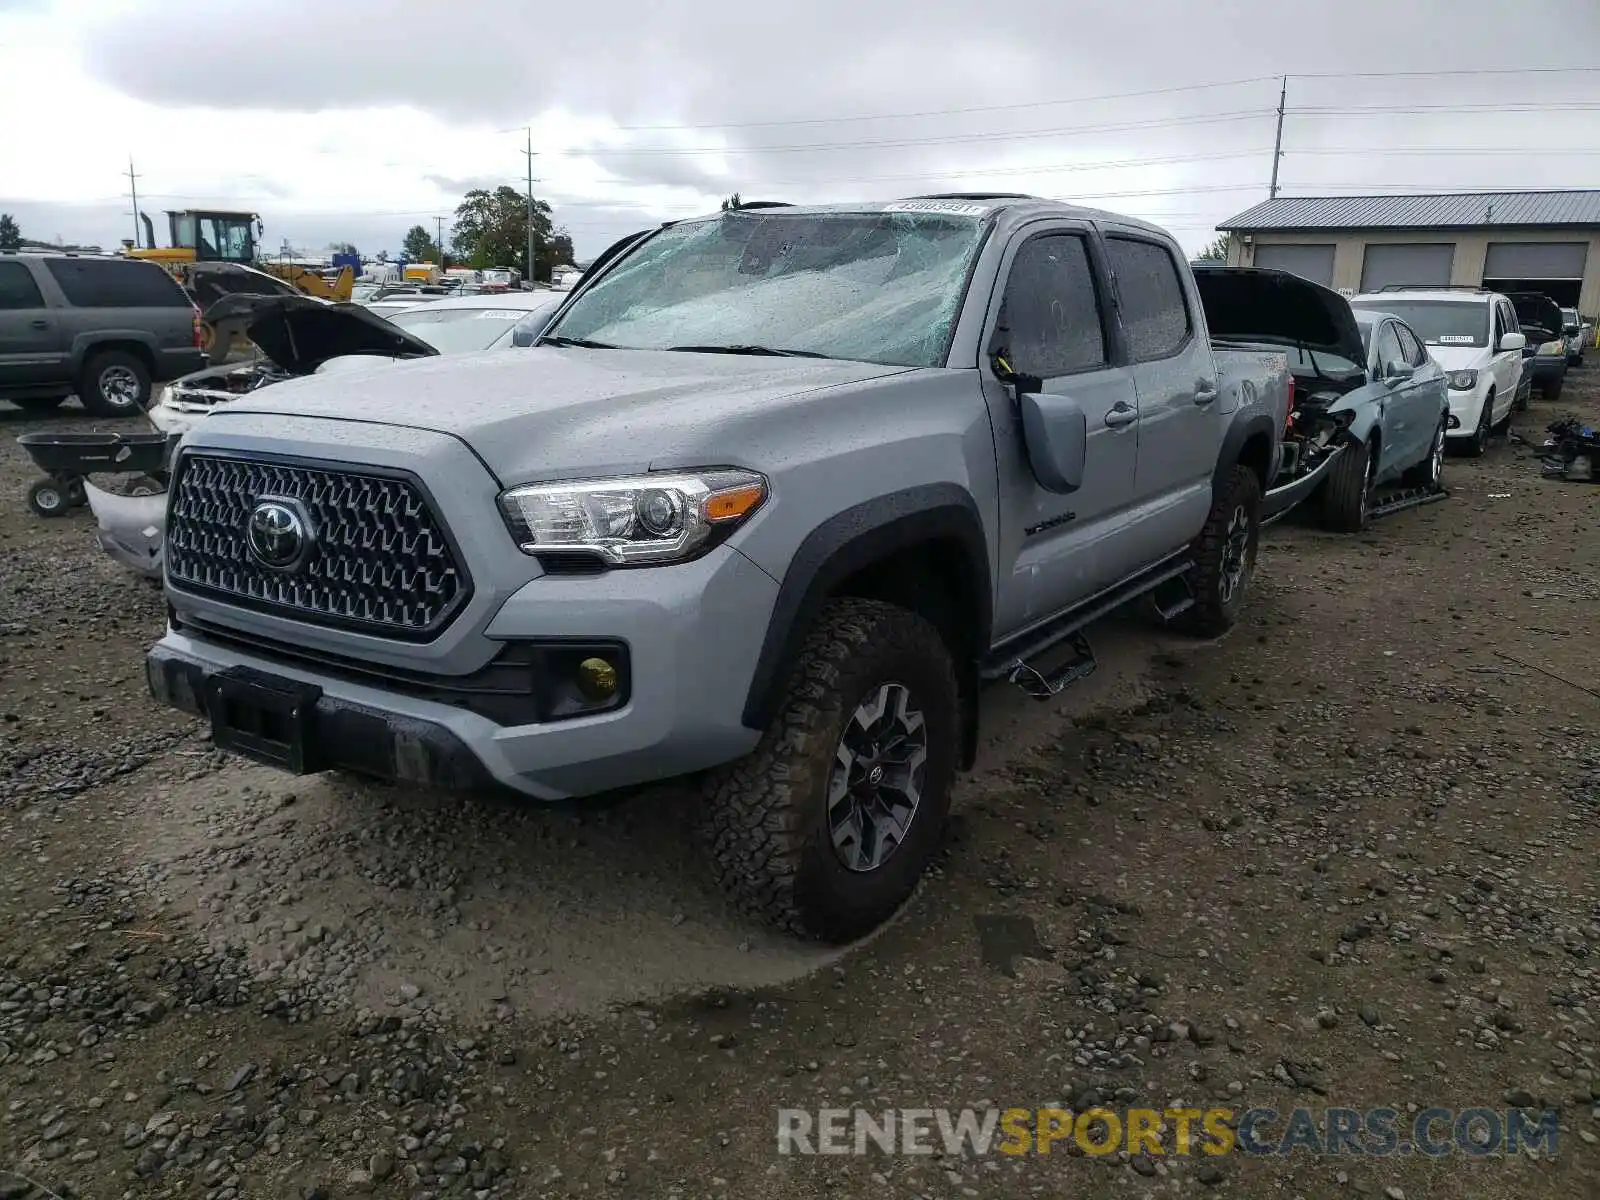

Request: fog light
left=576, top=656, right=619, bottom=702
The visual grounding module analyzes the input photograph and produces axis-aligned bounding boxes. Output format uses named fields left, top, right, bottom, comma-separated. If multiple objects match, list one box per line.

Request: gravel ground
left=0, top=379, right=1596, bottom=1200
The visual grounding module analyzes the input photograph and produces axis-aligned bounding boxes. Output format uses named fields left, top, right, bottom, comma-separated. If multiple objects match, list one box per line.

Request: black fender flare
left=741, top=483, right=991, bottom=754
left=1212, top=410, right=1278, bottom=496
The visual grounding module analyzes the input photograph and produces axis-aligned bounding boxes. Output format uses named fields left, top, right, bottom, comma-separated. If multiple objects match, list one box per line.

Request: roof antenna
left=1485, top=202, right=1494, bottom=222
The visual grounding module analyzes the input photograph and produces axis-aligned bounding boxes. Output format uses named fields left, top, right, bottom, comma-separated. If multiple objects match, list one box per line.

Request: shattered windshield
left=544, top=209, right=991, bottom=367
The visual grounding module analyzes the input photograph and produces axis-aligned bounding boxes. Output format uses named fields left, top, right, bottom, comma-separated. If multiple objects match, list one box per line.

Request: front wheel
left=1321, top=436, right=1374, bottom=533
left=699, top=599, right=960, bottom=942
left=1461, top=390, right=1494, bottom=457
left=27, top=479, right=71, bottom=518
left=1180, top=465, right=1262, bottom=637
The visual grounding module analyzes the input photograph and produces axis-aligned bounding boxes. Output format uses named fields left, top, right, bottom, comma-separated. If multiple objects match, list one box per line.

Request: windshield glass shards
left=544, top=209, right=991, bottom=368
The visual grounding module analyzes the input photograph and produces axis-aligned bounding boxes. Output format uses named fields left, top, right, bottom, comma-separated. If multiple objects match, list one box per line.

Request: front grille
left=165, top=453, right=469, bottom=638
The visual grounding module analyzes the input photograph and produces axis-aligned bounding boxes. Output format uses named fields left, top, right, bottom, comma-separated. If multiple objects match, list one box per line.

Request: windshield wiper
left=665, top=343, right=834, bottom=359
left=540, top=335, right=617, bottom=349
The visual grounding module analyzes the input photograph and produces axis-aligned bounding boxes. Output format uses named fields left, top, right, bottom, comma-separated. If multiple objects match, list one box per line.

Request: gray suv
left=146, top=197, right=1290, bottom=940
left=0, top=251, right=205, bottom=416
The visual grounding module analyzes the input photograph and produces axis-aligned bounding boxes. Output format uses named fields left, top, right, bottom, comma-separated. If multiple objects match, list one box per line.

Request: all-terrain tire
left=699, top=598, right=960, bottom=943
left=1402, top=414, right=1448, bottom=491
left=1179, top=464, right=1262, bottom=638
left=78, top=349, right=152, bottom=417
left=1321, top=436, right=1374, bottom=533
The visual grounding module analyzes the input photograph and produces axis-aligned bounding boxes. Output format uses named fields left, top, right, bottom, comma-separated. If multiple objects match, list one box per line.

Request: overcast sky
left=2, top=0, right=1597, bottom=260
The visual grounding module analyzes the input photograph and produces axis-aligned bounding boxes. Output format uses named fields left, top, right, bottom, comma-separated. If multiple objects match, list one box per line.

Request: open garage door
left=1359, top=243, right=1455, bottom=292
left=1251, top=243, right=1336, bottom=286
left=1482, top=241, right=1588, bottom=307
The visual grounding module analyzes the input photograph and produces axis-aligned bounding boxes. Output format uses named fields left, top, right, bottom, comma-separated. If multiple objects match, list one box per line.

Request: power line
left=570, top=109, right=1275, bottom=158
left=594, top=76, right=1279, bottom=132
left=501, top=66, right=1600, bottom=137
left=1292, top=102, right=1600, bottom=115
left=681, top=148, right=1275, bottom=189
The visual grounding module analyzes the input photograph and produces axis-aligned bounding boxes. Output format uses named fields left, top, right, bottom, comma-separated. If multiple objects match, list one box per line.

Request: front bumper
left=83, top=482, right=166, bottom=578
left=1443, top=384, right=1489, bottom=438
left=1529, top=355, right=1566, bottom=385
left=147, top=543, right=779, bottom=800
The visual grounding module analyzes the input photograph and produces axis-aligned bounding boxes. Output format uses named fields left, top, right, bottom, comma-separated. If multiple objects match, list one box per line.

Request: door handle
left=29, top=319, right=48, bottom=329
left=1104, top=401, right=1138, bottom=428
left=1194, top=380, right=1219, bottom=405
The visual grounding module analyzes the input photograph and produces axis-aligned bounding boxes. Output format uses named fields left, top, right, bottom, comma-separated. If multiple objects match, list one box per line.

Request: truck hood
left=213, top=347, right=917, bottom=482
left=201, top=293, right=439, bottom=375
left=1192, top=265, right=1366, bottom=367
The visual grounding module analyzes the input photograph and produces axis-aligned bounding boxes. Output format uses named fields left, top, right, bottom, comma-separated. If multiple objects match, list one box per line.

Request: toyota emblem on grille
left=246, top=498, right=312, bottom=570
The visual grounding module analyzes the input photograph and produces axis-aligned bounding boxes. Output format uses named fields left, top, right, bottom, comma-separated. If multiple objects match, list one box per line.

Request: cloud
left=3, top=0, right=1597, bottom=256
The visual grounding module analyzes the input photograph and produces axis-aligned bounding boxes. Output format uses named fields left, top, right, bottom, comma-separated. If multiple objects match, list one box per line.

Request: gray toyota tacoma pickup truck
left=146, top=195, right=1291, bottom=941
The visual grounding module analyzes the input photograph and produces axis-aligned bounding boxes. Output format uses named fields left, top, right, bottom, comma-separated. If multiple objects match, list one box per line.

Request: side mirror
left=511, top=328, right=536, bottom=348
left=1499, top=332, right=1526, bottom=352
left=994, top=354, right=1084, bottom=493
left=1384, top=361, right=1414, bottom=384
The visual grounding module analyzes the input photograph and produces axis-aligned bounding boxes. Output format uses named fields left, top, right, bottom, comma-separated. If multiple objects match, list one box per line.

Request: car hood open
left=201, top=293, right=439, bottom=376
left=1506, top=293, right=1564, bottom=342
left=1192, top=265, right=1366, bottom=368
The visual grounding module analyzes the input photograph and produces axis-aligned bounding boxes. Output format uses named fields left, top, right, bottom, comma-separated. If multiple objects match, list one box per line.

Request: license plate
left=205, top=668, right=322, bottom=773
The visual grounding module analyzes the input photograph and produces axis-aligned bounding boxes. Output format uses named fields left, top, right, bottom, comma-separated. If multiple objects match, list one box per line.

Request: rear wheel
left=1321, top=436, right=1374, bottom=533
left=1181, top=465, right=1261, bottom=637
left=78, top=350, right=152, bottom=417
left=699, top=598, right=960, bottom=942
left=1403, top=415, right=1448, bottom=492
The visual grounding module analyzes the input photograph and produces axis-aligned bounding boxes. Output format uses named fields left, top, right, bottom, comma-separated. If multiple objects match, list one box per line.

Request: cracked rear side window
left=546, top=210, right=989, bottom=368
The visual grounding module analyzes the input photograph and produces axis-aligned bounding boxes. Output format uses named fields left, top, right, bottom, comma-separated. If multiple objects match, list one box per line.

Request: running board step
left=979, top=553, right=1192, bottom=683
left=1006, top=632, right=1099, bottom=700
left=1368, top=486, right=1449, bottom=521
left=1148, top=572, right=1196, bottom=621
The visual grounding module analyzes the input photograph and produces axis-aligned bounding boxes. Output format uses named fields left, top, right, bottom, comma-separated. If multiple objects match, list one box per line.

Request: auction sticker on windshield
left=473, top=310, right=527, bottom=320
left=1437, top=335, right=1476, bottom=343
left=883, top=200, right=992, bottom=217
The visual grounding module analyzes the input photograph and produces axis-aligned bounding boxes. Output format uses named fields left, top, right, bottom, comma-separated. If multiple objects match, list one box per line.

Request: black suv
left=0, top=251, right=206, bottom=416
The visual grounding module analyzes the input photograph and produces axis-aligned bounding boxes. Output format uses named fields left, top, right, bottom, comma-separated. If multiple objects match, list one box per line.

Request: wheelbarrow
left=16, top=431, right=178, bottom=518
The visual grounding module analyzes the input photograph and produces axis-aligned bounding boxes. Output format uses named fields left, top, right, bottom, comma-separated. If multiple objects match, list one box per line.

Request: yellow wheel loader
left=128, top=210, right=354, bottom=358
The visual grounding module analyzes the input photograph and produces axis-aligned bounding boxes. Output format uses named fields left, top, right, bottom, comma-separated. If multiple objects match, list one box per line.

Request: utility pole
left=522, top=127, right=540, bottom=284
left=1268, top=76, right=1287, bottom=200
left=123, top=156, right=142, bottom=248
left=434, top=215, right=446, bottom=267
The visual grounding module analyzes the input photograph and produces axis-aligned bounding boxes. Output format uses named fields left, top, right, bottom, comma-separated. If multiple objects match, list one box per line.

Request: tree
left=449, top=185, right=574, bottom=282
left=0, top=214, right=20, bottom=252
left=1195, top=234, right=1230, bottom=262
left=720, top=192, right=743, bottom=212
left=401, top=224, right=438, bottom=263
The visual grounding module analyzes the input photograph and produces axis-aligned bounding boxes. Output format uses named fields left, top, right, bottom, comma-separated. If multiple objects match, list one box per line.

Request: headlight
left=1446, top=369, right=1478, bottom=391
left=1539, top=339, right=1564, bottom=356
left=498, top=469, right=768, bottom=566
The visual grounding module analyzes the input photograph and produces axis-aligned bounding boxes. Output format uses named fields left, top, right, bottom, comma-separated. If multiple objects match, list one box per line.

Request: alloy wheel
left=826, top=682, right=928, bottom=873
left=1219, top=503, right=1253, bottom=604
left=99, top=365, right=142, bottom=410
